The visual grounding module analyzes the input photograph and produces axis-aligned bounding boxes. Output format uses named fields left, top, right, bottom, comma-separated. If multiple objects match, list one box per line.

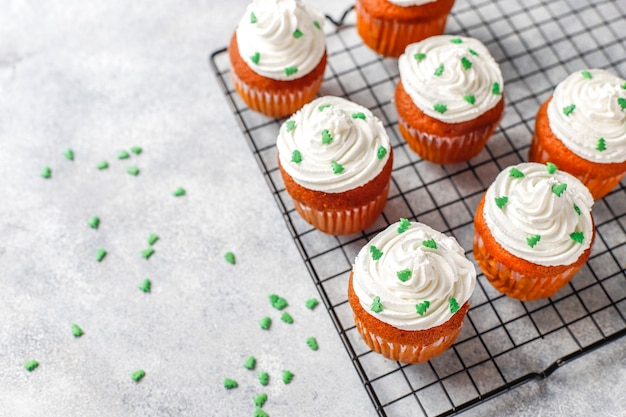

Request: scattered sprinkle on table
left=172, top=187, right=186, bottom=197
left=141, top=248, right=155, bottom=259
left=223, top=378, right=238, bottom=389
left=147, top=233, right=159, bottom=246
left=243, top=356, right=256, bottom=370
left=130, top=146, right=142, bottom=155
left=280, top=312, right=293, bottom=324
left=269, top=294, right=288, bottom=310
left=258, top=372, right=269, bottom=386
left=88, top=216, right=100, bottom=229
left=97, top=161, right=109, bottom=170
left=253, top=393, right=268, bottom=408
left=306, top=337, right=318, bottom=351
left=282, top=370, right=294, bottom=384
left=24, top=360, right=39, bottom=372
left=224, top=251, right=236, bottom=265
left=259, top=317, right=271, bottom=330
left=95, top=248, right=107, bottom=262
left=41, top=166, right=52, bottom=179
left=71, top=324, right=84, bottom=338
left=63, top=149, right=74, bottom=161
left=139, top=279, right=151, bottom=293
left=126, top=166, right=140, bottom=176
left=118, top=150, right=130, bottom=160
left=130, top=369, right=146, bottom=382
left=305, top=298, right=319, bottom=310
left=254, top=408, right=269, bottom=417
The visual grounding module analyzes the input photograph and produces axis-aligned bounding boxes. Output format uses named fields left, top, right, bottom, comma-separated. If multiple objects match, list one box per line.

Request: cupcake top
left=276, top=96, right=391, bottom=193
left=387, top=0, right=437, bottom=6
left=483, top=162, right=594, bottom=267
left=235, top=0, right=326, bottom=81
left=352, top=220, right=476, bottom=331
left=547, top=69, right=626, bottom=163
left=398, top=35, right=504, bottom=123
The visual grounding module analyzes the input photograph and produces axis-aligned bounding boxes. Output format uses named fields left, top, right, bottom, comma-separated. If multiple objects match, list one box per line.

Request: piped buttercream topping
left=387, top=0, right=437, bottom=6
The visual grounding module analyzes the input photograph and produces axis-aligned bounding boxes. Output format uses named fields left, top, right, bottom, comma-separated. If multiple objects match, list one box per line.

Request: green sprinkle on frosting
left=546, top=162, right=558, bottom=174
left=24, top=360, right=39, bottom=372
left=282, top=370, right=294, bottom=384
left=461, top=57, right=472, bottom=70
left=269, top=294, right=288, bottom=310
left=280, top=312, right=294, bottom=324
left=41, top=166, right=52, bottom=179
left=96, top=248, right=107, bottom=262
left=172, top=187, right=186, bottom=197
left=258, top=372, right=269, bottom=386
left=97, top=161, right=109, bottom=170
left=573, top=204, right=581, bottom=215
left=148, top=233, right=159, bottom=246
left=321, top=129, right=333, bottom=144
left=223, top=377, right=238, bottom=389
left=596, top=137, right=607, bottom=152
left=118, top=150, right=130, bottom=160
left=285, top=66, right=298, bottom=76
left=422, top=239, right=437, bottom=249
left=254, top=408, right=269, bottom=417
left=495, top=196, right=508, bottom=209
left=305, top=298, right=319, bottom=310
left=306, top=336, right=319, bottom=351
left=313, top=20, right=321, bottom=30
left=416, top=300, right=430, bottom=316
left=397, top=269, right=411, bottom=282
left=286, top=120, right=296, bottom=132
left=552, top=182, right=567, bottom=197
left=527, top=234, right=541, bottom=248
left=71, top=323, right=84, bottom=338
left=371, top=296, right=383, bottom=313
left=468, top=48, right=479, bottom=56
left=130, top=146, right=142, bottom=155
left=131, top=369, right=146, bottom=383
left=139, top=278, right=151, bottom=293
left=581, top=71, right=592, bottom=79
left=224, top=251, right=236, bottom=265
left=618, top=97, right=626, bottom=110
left=492, top=82, right=501, bottom=95
left=449, top=297, right=460, bottom=314
left=434, top=63, right=444, bottom=76
left=450, top=38, right=463, bottom=44
left=352, top=112, right=366, bottom=120
left=243, top=356, right=256, bottom=370
left=291, top=150, right=302, bottom=163
left=254, top=393, right=268, bottom=408
left=141, top=247, right=155, bottom=259
left=318, top=103, right=331, bottom=111
left=434, top=103, right=447, bottom=114
left=126, top=166, right=139, bottom=176
left=622, top=82, right=626, bottom=90
left=259, top=316, right=271, bottom=330
left=398, top=218, right=411, bottom=234
left=563, top=104, right=576, bottom=116
left=293, top=29, right=303, bottom=39
left=377, top=146, right=387, bottom=160
left=509, top=167, right=525, bottom=178
left=570, top=231, right=584, bottom=243
left=370, top=245, right=383, bottom=261
left=463, top=94, right=476, bottom=105
left=414, top=52, right=426, bottom=62
left=88, top=216, right=100, bottom=229
left=251, top=52, right=260, bottom=65
left=63, top=149, right=74, bottom=161
left=331, top=161, right=344, bottom=174
left=250, top=12, right=257, bottom=24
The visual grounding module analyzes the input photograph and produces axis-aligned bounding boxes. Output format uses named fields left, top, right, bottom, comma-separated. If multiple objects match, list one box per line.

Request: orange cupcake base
left=473, top=195, right=594, bottom=301
left=395, top=81, right=504, bottom=164
left=355, top=0, right=455, bottom=58
left=348, top=273, right=469, bottom=364
left=228, top=33, right=327, bottom=118
left=529, top=98, right=626, bottom=200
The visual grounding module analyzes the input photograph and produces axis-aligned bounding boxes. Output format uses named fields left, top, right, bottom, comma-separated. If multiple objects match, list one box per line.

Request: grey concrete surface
left=0, top=0, right=624, bottom=416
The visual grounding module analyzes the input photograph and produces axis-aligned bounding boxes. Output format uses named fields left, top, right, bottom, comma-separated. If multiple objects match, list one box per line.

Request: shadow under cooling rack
left=210, top=1, right=626, bottom=416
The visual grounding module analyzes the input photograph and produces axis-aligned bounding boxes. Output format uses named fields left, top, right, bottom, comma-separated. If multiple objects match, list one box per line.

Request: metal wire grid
left=210, top=0, right=626, bottom=415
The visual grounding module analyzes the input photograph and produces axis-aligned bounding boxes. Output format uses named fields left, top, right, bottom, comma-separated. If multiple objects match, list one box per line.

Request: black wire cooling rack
left=210, top=1, right=626, bottom=415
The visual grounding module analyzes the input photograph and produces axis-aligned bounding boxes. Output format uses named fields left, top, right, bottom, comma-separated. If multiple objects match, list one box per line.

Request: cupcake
left=473, top=162, right=595, bottom=301
left=355, top=0, right=455, bottom=58
left=228, top=0, right=327, bottom=118
left=276, top=96, right=393, bottom=235
left=348, top=219, right=476, bottom=363
left=395, top=35, right=505, bottom=164
left=529, top=69, right=626, bottom=200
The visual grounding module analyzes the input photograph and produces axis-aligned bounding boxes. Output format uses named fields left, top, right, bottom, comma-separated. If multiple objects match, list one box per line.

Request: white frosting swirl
left=398, top=35, right=504, bottom=123
left=483, top=162, right=594, bottom=267
left=387, top=0, right=437, bottom=6
left=547, top=69, right=626, bottom=163
left=352, top=221, right=476, bottom=331
left=277, top=96, right=391, bottom=193
left=235, top=0, right=326, bottom=81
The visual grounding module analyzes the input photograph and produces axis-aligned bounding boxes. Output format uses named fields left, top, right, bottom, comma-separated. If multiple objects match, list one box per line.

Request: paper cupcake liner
left=529, top=133, right=626, bottom=200
left=398, top=115, right=496, bottom=164
left=290, top=183, right=389, bottom=235
left=352, top=312, right=463, bottom=363
left=473, top=228, right=584, bottom=301
left=230, top=67, right=323, bottom=118
left=355, top=1, right=449, bottom=58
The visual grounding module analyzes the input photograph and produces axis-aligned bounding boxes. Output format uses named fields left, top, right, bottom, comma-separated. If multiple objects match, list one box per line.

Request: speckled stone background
left=0, top=1, right=624, bottom=416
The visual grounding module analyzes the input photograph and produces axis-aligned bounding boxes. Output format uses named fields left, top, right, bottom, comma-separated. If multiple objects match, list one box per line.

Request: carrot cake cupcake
left=228, top=0, right=327, bottom=118
left=355, top=0, right=456, bottom=58
left=276, top=96, right=392, bottom=235
left=348, top=219, right=476, bottom=363
left=529, top=69, right=626, bottom=199
left=395, top=35, right=504, bottom=164
left=473, top=162, right=595, bottom=301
